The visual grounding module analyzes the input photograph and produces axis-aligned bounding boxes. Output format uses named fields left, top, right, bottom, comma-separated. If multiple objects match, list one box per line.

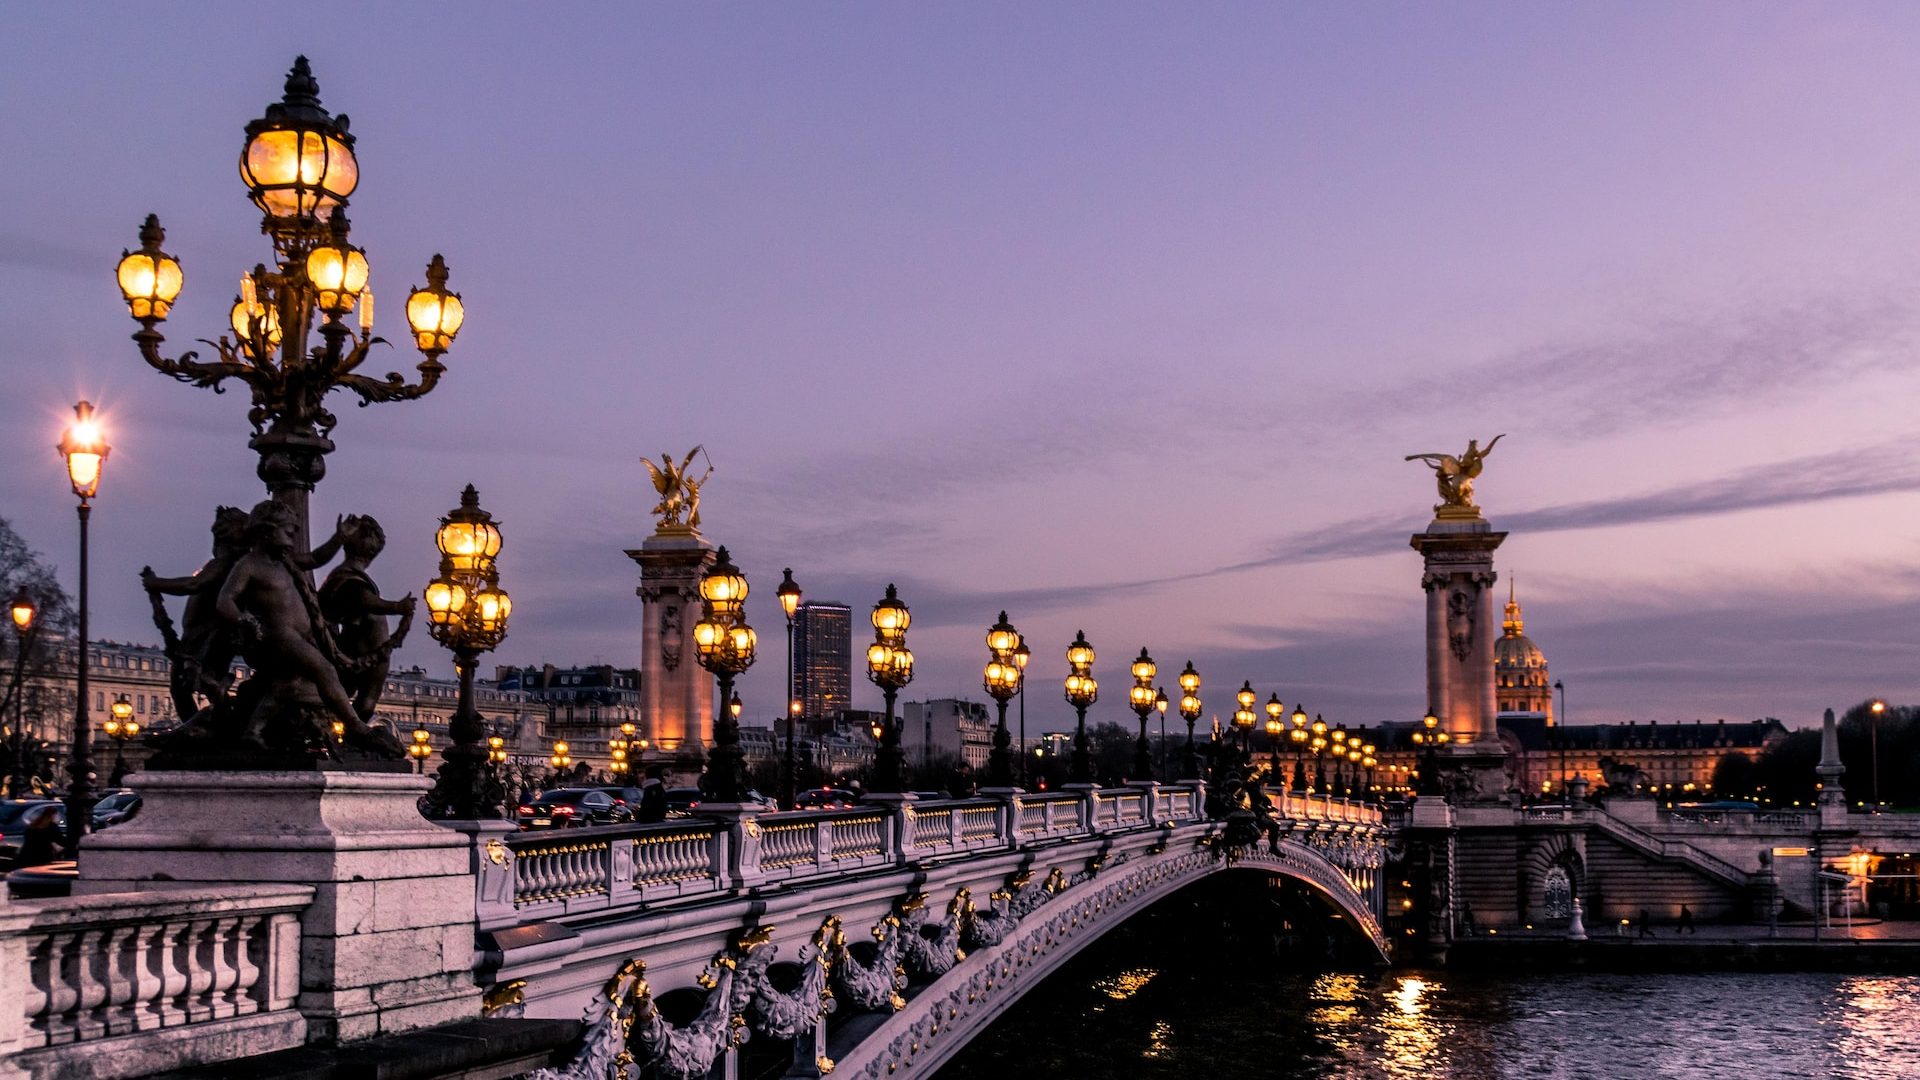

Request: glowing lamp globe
left=116, top=216, right=185, bottom=323
left=304, top=218, right=369, bottom=314
left=239, top=58, right=359, bottom=222
left=405, top=254, right=465, bottom=357
left=1129, top=648, right=1156, bottom=684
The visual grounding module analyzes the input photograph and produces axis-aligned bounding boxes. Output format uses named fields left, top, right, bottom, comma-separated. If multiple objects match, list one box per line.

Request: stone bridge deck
left=483, top=784, right=1389, bottom=1080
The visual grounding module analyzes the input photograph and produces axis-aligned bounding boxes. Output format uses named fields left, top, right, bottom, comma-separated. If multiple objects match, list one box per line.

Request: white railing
left=3, top=885, right=311, bottom=1077
left=484, top=782, right=1354, bottom=925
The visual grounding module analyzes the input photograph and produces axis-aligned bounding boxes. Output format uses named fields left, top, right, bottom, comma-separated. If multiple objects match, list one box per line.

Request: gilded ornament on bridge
left=1406, top=434, right=1504, bottom=519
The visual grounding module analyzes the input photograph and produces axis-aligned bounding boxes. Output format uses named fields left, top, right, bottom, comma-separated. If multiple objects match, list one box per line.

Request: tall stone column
left=627, top=529, right=716, bottom=780
left=1410, top=515, right=1506, bottom=745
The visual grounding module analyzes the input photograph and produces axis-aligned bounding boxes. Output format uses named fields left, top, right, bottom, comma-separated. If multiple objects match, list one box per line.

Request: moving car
left=793, top=787, right=859, bottom=811
left=515, top=788, right=631, bottom=829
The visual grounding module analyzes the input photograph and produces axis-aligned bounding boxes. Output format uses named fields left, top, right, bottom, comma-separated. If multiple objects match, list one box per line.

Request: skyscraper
left=792, top=601, right=853, bottom=726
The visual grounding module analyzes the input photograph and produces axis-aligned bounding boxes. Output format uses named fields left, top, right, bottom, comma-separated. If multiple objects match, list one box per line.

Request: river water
left=934, top=954, right=1920, bottom=1079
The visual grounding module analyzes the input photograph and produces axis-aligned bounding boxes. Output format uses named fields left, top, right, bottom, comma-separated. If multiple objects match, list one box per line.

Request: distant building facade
left=495, top=663, right=643, bottom=769
left=9, top=641, right=546, bottom=786
left=901, top=698, right=992, bottom=770
left=792, top=602, right=853, bottom=724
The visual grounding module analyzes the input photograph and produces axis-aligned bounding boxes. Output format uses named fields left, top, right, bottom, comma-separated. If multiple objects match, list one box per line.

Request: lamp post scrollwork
left=982, top=612, right=1023, bottom=789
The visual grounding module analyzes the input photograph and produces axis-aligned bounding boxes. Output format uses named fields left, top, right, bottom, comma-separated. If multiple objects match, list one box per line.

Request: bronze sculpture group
left=143, top=500, right=413, bottom=765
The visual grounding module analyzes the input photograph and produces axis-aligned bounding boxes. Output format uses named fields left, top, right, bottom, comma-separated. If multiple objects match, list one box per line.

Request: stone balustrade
left=481, top=783, right=1376, bottom=927
left=0, top=883, right=312, bottom=1080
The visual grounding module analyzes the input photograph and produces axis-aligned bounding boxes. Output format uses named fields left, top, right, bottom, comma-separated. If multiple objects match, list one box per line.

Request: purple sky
left=5, top=5, right=1920, bottom=736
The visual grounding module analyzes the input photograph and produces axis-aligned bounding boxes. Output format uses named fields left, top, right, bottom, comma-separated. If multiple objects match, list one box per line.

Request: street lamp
left=866, top=585, right=913, bottom=793
left=982, top=612, right=1024, bottom=788
left=778, top=568, right=802, bottom=809
left=1128, top=648, right=1157, bottom=782
left=550, top=739, right=572, bottom=780
left=1154, top=687, right=1169, bottom=781
left=59, top=400, right=108, bottom=848
left=421, top=486, right=512, bottom=818
left=408, top=727, right=432, bottom=774
left=116, top=59, right=464, bottom=560
left=103, top=695, right=140, bottom=787
left=1233, top=681, right=1257, bottom=755
left=693, top=547, right=756, bottom=803
left=1063, top=630, right=1098, bottom=785
left=1311, top=713, right=1330, bottom=793
left=1869, top=698, right=1887, bottom=810
left=6, top=586, right=37, bottom=799
left=1289, top=705, right=1309, bottom=792
left=1554, top=679, right=1567, bottom=792
left=1013, top=638, right=1031, bottom=787
left=1264, top=694, right=1285, bottom=783
left=1177, top=662, right=1202, bottom=780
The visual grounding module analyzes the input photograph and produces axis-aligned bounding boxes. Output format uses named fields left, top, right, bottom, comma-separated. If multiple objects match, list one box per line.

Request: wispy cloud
left=1363, top=293, right=1919, bottom=438
left=869, top=434, right=1920, bottom=629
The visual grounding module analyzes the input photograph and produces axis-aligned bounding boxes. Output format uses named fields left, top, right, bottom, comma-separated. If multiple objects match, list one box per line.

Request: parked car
left=91, top=790, right=141, bottom=829
left=515, top=788, right=631, bottom=829
left=793, top=787, right=859, bottom=811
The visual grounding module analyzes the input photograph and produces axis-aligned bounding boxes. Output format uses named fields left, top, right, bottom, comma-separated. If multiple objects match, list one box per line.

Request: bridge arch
left=520, top=822, right=1389, bottom=1080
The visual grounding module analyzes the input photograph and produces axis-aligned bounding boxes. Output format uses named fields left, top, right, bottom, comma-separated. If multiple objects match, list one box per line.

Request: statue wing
left=642, top=457, right=670, bottom=495
left=1482, top=433, right=1505, bottom=455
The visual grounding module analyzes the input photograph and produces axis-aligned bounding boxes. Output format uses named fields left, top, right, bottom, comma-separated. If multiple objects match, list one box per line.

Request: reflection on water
left=936, top=960, right=1920, bottom=1080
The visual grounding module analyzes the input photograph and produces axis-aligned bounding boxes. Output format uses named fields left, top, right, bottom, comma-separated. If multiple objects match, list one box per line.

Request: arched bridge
left=477, top=784, right=1390, bottom=1079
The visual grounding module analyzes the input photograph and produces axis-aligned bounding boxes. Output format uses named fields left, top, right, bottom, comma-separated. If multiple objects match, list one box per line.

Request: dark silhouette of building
left=792, top=601, right=852, bottom=725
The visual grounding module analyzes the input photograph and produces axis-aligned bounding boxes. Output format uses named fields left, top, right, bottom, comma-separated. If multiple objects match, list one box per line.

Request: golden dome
left=1495, top=582, right=1554, bottom=720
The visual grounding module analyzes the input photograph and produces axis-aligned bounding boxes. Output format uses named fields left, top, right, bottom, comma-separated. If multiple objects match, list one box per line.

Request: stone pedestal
left=1411, top=514, right=1509, bottom=801
left=627, top=529, right=717, bottom=762
left=76, top=771, right=481, bottom=1044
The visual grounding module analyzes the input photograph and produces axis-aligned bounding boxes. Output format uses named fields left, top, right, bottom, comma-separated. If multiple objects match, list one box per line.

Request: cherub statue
left=642, top=446, right=713, bottom=531
left=215, top=500, right=400, bottom=757
left=1406, top=434, right=1505, bottom=514
left=319, top=515, right=416, bottom=721
left=143, top=506, right=344, bottom=724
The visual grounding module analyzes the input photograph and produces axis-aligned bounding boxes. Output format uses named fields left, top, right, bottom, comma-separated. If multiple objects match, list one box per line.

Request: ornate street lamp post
left=1411, top=709, right=1449, bottom=795
left=1154, top=687, right=1169, bottom=781
left=1127, top=648, right=1157, bottom=782
left=103, top=695, right=140, bottom=787
left=1012, top=638, right=1031, bottom=787
left=1310, top=713, right=1330, bottom=793
left=865, top=585, right=914, bottom=793
left=983, top=613, right=1024, bottom=788
left=1233, top=681, right=1257, bottom=757
left=693, top=548, right=756, bottom=803
left=422, top=486, right=512, bottom=818
left=408, top=727, right=432, bottom=774
left=115, top=59, right=465, bottom=558
left=1289, top=704, right=1309, bottom=792
left=549, top=740, right=572, bottom=784
left=1063, top=631, right=1098, bottom=786
left=1177, top=662, right=1202, bottom=781
left=6, top=587, right=38, bottom=798
left=59, top=401, right=108, bottom=847
left=778, top=569, right=802, bottom=809
left=1264, top=694, right=1285, bottom=785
